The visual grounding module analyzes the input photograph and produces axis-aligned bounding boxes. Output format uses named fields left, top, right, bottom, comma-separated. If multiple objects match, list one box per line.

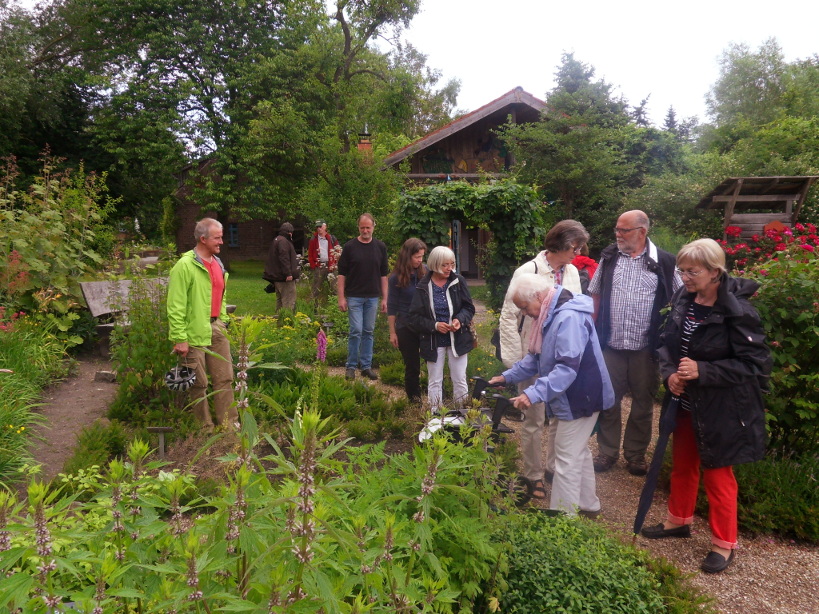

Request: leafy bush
left=743, top=245, right=819, bottom=455
left=395, top=180, right=548, bottom=310
left=108, top=277, right=178, bottom=422
left=0, top=156, right=117, bottom=347
left=495, top=511, right=667, bottom=613
left=255, top=369, right=407, bottom=437
left=61, top=420, right=130, bottom=477
left=735, top=452, right=819, bottom=542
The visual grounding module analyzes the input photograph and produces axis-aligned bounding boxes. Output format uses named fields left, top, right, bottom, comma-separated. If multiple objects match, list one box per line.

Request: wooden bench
left=79, top=278, right=236, bottom=356
left=79, top=278, right=168, bottom=356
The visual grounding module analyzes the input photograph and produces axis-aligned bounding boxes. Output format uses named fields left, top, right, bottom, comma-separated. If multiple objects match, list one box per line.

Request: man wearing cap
left=307, top=220, right=340, bottom=304
left=167, top=217, right=237, bottom=430
left=263, top=222, right=300, bottom=311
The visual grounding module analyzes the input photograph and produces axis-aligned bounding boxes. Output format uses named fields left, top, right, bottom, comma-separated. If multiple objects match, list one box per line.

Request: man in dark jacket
left=263, top=222, right=300, bottom=311
left=588, top=210, right=681, bottom=476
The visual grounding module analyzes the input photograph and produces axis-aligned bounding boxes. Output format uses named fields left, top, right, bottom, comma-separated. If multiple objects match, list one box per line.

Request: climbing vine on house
left=394, top=180, right=554, bottom=309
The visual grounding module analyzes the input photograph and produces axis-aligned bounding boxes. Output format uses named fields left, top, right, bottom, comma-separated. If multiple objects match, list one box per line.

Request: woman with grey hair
left=498, top=219, right=589, bottom=500
left=489, top=273, right=614, bottom=516
left=408, top=246, right=475, bottom=414
left=641, top=238, right=771, bottom=573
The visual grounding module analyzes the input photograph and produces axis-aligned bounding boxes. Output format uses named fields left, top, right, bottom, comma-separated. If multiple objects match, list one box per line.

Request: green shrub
left=0, top=317, right=68, bottom=486
left=61, top=420, right=130, bottom=477
left=0, top=156, right=117, bottom=347
left=379, top=360, right=406, bottom=387
left=745, top=246, right=819, bottom=455
left=735, top=452, right=819, bottom=542
left=108, top=277, right=177, bottom=422
left=496, top=511, right=667, bottom=614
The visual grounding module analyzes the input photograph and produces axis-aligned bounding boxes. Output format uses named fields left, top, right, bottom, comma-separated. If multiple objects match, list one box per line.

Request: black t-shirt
left=338, top=238, right=388, bottom=297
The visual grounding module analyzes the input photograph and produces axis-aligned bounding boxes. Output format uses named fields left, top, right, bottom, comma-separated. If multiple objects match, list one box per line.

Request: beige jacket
left=498, top=251, right=582, bottom=367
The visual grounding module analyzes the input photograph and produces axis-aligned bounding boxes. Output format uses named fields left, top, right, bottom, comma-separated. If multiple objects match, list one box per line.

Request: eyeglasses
left=572, top=245, right=583, bottom=254
left=614, top=227, right=642, bottom=235
left=675, top=268, right=704, bottom=279
left=441, top=262, right=455, bottom=268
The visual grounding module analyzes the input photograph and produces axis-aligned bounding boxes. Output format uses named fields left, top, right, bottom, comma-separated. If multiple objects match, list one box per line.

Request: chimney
left=357, top=125, right=372, bottom=161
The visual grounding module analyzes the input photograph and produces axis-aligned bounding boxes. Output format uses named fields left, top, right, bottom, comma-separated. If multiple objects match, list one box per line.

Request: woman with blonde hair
left=408, top=246, right=475, bottom=414
left=642, top=238, right=771, bottom=573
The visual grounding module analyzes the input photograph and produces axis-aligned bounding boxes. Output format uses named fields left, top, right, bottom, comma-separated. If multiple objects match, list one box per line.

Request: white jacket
left=498, top=251, right=582, bottom=367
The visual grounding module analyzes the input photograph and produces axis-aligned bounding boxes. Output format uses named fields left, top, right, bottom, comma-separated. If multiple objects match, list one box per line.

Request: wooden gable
left=383, top=87, right=546, bottom=182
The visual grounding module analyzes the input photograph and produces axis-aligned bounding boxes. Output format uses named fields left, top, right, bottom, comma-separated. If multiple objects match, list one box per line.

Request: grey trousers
left=595, top=347, right=659, bottom=462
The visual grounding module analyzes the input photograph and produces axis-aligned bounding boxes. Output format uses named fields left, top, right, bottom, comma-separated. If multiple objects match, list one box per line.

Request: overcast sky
left=397, top=0, right=819, bottom=125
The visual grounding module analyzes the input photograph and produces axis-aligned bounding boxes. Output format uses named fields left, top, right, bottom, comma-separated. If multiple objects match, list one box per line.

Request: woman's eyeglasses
left=675, top=268, right=704, bottom=279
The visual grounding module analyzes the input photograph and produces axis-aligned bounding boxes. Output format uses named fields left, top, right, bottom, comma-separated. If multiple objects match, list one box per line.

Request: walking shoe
left=345, top=368, right=356, bottom=380
left=360, top=368, right=378, bottom=380
left=578, top=508, right=602, bottom=520
left=701, top=549, right=735, bottom=573
left=626, top=458, right=648, bottom=476
left=641, top=522, right=691, bottom=539
left=593, top=453, right=616, bottom=473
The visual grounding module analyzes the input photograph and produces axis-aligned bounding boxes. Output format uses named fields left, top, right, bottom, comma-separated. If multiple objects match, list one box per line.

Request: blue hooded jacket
left=502, top=287, right=614, bottom=421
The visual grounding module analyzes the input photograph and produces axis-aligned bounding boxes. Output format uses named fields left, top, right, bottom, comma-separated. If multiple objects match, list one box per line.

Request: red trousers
left=667, top=410, right=738, bottom=549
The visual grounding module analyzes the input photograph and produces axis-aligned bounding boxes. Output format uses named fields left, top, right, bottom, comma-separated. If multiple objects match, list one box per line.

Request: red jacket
left=307, top=232, right=340, bottom=269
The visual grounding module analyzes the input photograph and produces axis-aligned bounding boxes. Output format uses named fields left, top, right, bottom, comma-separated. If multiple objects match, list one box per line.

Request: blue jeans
left=346, top=296, right=378, bottom=370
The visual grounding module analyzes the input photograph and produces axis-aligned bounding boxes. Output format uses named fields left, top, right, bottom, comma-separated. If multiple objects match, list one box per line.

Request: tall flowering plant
left=722, top=222, right=819, bottom=455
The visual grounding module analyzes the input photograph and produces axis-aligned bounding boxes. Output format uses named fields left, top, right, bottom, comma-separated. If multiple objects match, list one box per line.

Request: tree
left=705, top=38, right=788, bottom=129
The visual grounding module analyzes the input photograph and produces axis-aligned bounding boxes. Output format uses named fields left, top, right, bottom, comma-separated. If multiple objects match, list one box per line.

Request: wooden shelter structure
left=696, top=176, right=819, bottom=239
left=383, top=86, right=546, bottom=182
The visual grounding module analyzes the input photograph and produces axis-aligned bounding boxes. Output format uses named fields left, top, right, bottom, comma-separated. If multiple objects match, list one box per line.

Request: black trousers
left=396, top=325, right=422, bottom=402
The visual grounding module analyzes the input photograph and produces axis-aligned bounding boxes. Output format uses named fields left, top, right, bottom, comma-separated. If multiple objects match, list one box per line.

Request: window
left=227, top=223, right=239, bottom=247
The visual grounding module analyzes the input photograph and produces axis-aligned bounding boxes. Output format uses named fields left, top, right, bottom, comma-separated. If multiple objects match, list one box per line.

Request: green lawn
left=226, top=259, right=295, bottom=316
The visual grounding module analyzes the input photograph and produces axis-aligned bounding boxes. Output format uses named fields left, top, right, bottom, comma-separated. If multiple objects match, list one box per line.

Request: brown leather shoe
left=593, top=453, right=616, bottom=473
left=626, top=458, right=648, bottom=476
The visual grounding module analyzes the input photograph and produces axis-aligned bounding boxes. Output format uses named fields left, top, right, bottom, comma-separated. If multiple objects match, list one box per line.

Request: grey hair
left=508, top=273, right=553, bottom=304
left=427, top=245, right=456, bottom=274
left=677, top=238, right=726, bottom=277
left=194, top=218, right=222, bottom=241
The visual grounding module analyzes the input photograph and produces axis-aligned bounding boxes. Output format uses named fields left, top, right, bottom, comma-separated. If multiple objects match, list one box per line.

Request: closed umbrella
left=633, top=396, right=680, bottom=537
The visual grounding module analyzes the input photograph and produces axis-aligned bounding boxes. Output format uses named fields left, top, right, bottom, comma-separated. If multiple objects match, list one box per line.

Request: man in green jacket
left=167, top=218, right=237, bottom=430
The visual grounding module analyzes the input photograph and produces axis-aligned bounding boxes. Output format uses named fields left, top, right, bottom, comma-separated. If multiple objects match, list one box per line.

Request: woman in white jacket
left=497, top=220, right=589, bottom=500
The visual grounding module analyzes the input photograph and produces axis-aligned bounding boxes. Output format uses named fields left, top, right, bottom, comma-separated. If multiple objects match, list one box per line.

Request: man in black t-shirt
left=337, top=213, right=389, bottom=380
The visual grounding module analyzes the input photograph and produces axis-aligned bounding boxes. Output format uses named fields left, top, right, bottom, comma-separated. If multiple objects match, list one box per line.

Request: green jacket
left=167, top=250, right=229, bottom=347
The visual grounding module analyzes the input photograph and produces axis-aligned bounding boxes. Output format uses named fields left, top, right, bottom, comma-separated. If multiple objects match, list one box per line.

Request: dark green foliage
left=255, top=369, right=408, bottom=437
left=108, top=277, right=177, bottom=422
left=61, top=420, right=129, bottom=477
left=746, top=250, right=819, bottom=455
left=395, top=179, right=547, bottom=310
left=496, top=511, right=666, bottom=613
left=735, top=452, right=819, bottom=542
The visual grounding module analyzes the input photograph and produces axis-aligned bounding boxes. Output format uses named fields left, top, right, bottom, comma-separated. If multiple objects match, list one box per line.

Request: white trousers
left=426, top=346, right=469, bottom=413
left=519, top=376, right=557, bottom=481
left=550, top=412, right=600, bottom=516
